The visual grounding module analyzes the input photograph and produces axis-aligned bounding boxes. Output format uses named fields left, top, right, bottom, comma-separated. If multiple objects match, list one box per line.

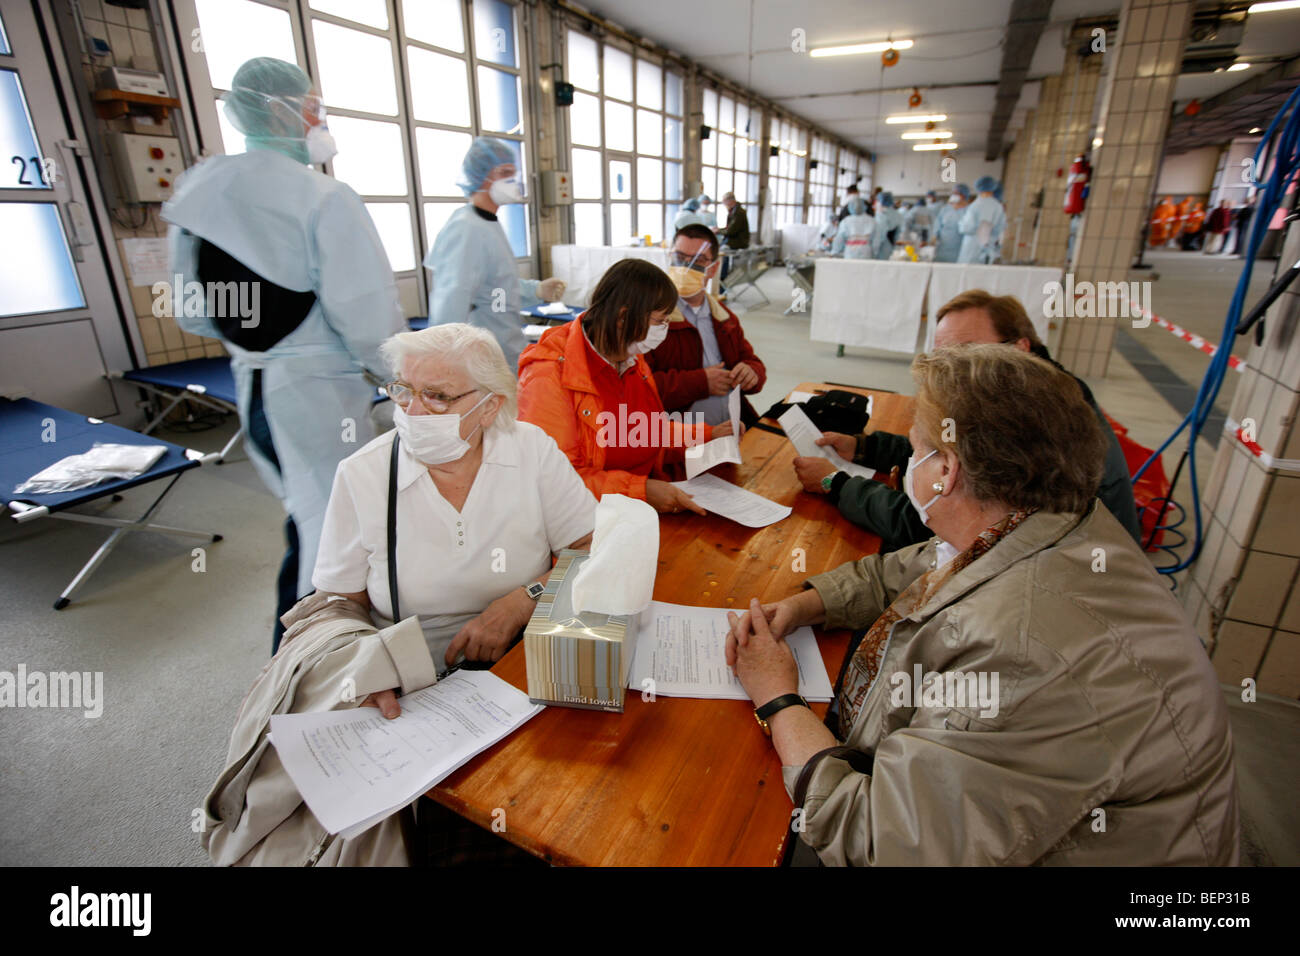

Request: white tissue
left=569, top=493, right=659, bottom=616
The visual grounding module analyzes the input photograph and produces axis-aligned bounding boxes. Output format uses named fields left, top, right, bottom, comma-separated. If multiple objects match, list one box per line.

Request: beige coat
left=790, top=503, right=1239, bottom=866
left=202, top=592, right=439, bottom=866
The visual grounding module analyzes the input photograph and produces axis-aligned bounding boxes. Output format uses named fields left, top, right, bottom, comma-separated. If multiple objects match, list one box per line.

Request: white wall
left=874, top=151, right=1004, bottom=198
left=1156, top=145, right=1219, bottom=198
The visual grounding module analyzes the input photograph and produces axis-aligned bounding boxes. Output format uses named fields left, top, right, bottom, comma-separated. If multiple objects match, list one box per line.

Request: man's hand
left=704, top=363, right=732, bottom=396
left=537, top=277, right=566, bottom=302
left=815, top=431, right=856, bottom=461
left=793, top=455, right=837, bottom=492
left=445, top=588, right=532, bottom=668
left=726, top=599, right=799, bottom=706
left=729, top=362, right=759, bottom=391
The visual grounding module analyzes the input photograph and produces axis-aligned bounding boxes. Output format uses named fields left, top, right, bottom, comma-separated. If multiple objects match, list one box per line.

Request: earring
left=932, top=482, right=944, bottom=493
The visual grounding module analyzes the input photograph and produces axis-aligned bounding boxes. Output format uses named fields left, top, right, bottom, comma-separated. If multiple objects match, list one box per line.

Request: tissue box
left=524, top=550, right=639, bottom=712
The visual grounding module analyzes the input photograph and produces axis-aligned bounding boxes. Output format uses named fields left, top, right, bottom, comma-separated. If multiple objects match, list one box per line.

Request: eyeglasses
left=385, top=383, right=479, bottom=413
left=669, top=250, right=713, bottom=272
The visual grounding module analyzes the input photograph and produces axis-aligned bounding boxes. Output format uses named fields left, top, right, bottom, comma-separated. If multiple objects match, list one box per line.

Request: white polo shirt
left=312, top=420, right=596, bottom=667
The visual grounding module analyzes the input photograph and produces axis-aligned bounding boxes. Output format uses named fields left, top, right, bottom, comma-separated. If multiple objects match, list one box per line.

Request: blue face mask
left=902, top=448, right=941, bottom=525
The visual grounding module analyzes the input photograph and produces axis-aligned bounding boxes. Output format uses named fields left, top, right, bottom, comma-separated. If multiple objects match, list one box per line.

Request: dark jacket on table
left=720, top=203, right=750, bottom=249
left=830, top=373, right=1143, bottom=551
left=645, top=293, right=767, bottom=426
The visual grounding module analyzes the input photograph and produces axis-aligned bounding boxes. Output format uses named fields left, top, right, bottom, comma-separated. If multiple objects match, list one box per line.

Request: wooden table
left=430, top=383, right=914, bottom=865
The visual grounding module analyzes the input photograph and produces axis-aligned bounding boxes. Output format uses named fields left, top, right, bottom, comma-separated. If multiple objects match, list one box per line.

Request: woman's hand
left=814, top=431, right=856, bottom=460
left=730, top=362, right=760, bottom=391
left=793, top=455, right=837, bottom=492
left=361, top=689, right=400, bottom=719
left=445, top=587, right=534, bottom=667
left=727, top=599, right=799, bottom=707
left=646, top=479, right=707, bottom=515
left=711, top=419, right=746, bottom=440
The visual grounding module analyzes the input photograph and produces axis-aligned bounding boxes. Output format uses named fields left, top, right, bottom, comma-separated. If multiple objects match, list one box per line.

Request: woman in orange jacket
left=518, top=258, right=733, bottom=514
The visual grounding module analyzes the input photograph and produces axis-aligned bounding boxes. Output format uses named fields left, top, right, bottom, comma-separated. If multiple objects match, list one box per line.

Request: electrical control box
left=541, top=169, right=572, bottom=206
left=106, top=132, right=182, bottom=203
left=99, top=67, right=169, bottom=98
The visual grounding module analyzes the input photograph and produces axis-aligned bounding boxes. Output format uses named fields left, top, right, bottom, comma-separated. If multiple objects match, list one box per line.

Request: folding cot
left=2, top=397, right=222, bottom=609
left=115, top=357, right=242, bottom=462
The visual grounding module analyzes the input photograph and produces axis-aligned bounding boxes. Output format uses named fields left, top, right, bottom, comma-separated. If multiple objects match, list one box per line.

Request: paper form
left=671, top=473, right=791, bottom=528
left=684, top=386, right=742, bottom=479
left=787, top=390, right=816, bottom=403
left=270, top=670, right=542, bottom=838
left=777, top=404, right=875, bottom=479
left=628, top=601, right=834, bottom=701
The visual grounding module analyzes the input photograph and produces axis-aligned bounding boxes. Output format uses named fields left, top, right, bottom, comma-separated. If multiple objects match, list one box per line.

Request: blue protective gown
left=958, top=195, right=1007, bottom=264
left=832, top=213, right=887, bottom=260
left=933, top=201, right=963, bottom=262
left=424, top=202, right=541, bottom=371
left=163, top=149, right=404, bottom=599
left=873, top=206, right=903, bottom=259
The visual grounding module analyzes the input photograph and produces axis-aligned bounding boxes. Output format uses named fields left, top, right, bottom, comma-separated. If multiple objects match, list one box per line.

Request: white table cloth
left=779, top=224, right=825, bottom=261
left=550, top=245, right=672, bottom=307
left=925, top=263, right=1062, bottom=349
left=809, top=259, right=932, bottom=355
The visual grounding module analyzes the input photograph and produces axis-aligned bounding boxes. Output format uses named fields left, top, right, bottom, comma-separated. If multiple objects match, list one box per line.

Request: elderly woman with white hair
left=311, top=323, right=596, bottom=697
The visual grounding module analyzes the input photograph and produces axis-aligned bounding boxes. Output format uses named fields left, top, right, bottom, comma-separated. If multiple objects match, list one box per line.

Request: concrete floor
left=1, top=248, right=1294, bottom=866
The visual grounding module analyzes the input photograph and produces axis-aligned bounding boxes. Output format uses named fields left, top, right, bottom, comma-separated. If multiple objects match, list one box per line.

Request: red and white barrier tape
left=1129, top=300, right=1247, bottom=373
left=1224, top=416, right=1300, bottom=472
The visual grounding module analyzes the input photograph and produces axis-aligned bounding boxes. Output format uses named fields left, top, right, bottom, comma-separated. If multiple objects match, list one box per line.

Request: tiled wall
left=77, top=0, right=225, bottom=367
left=1183, top=221, right=1300, bottom=699
left=1000, top=108, right=1034, bottom=264
left=1060, top=0, right=1193, bottom=379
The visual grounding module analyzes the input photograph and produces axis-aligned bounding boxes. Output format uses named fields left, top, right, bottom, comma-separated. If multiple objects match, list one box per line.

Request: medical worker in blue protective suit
left=873, top=192, right=903, bottom=259
left=674, top=195, right=712, bottom=231
left=832, top=197, right=887, bottom=260
left=932, top=183, right=972, bottom=263
left=163, top=57, right=404, bottom=653
left=424, top=138, right=564, bottom=371
left=959, top=176, right=1008, bottom=263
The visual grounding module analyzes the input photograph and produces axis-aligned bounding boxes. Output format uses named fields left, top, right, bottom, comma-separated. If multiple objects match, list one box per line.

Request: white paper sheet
left=777, top=404, right=875, bottom=479
left=537, top=301, right=571, bottom=315
left=523, top=324, right=549, bottom=339
left=787, top=390, right=815, bottom=403
left=684, top=386, right=742, bottom=479
left=121, top=237, right=171, bottom=286
left=629, top=601, right=834, bottom=701
left=269, top=670, right=542, bottom=838
left=671, top=473, right=791, bottom=528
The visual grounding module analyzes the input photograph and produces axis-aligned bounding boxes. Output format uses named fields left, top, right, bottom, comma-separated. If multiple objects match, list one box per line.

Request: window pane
left=637, top=157, right=662, bottom=200
left=734, top=134, right=748, bottom=170
left=365, top=202, right=415, bottom=271
left=571, top=147, right=602, bottom=200
left=408, top=47, right=470, bottom=126
left=702, top=167, right=716, bottom=201
left=664, top=117, right=681, bottom=159
left=608, top=159, right=631, bottom=200
left=665, top=71, right=682, bottom=115
left=604, top=100, right=632, bottom=151
left=416, top=127, right=473, bottom=196
left=195, top=0, right=296, bottom=91
left=665, top=161, right=681, bottom=203
left=603, top=46, right=632, bottom=101
left=573, top=202, right=603, bottom=246
left=637, top=203, right=662, bottom=243
left=310, top=0, right=387, bottom=29
left=314, top=21, right=397, bottom=115
left=735, top=103, right=749, bottom=138
left=0, top=12, right=9, bottom=55
left=716, top=169, right=732, bottom=199
left=1, top=70, right=48, bottom=190
left=718, top=97, right=733, bottom=135
left=610, top=203, right=632, bottom=244
left=567, top=30, right=599, bottom=92
left=403, top=0, right=464, bottom=52
left=636, top=109, right=661, bottom=156
left=423, top=204, right=460, bottom=269
left=0, top=203, right=85, bottom=316
left=717, top=132, right=732, bottom=167
left=664, top=205, right=679, bottom=238
left=570, top=91, right=600, bottom=147
left=702, top=88, right=717, bottom=127
left=477, top=65, right=521, bottom=134
left=499, top=202, right=529, bottom=257
left=636, top=59, right=661, bottom=110
left=328, top=116, right=406, bottom=195
left=701, top=128, right=715, bottom=166
left=473, top=0, right=517, bottom=68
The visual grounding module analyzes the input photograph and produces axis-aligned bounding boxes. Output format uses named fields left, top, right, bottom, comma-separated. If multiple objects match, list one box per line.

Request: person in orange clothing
left=517, top=258, right=735, bottom=514
left=1170, top=195, right=1194, bottom=243
left=1180, top=200, right=1206, bottom=250
left=1149, top=196, right=1176, bottom=246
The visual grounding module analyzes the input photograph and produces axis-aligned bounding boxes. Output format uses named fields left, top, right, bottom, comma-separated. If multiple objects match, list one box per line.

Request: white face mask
left=306, top=125, right=338, bottom=164
left=902, top=448, right=941, bottom=526
left=488, top=177, right=526, bottom=205
left=629, top=321, right=669, bottom=354
left=392, top=394, right=491, bottom=465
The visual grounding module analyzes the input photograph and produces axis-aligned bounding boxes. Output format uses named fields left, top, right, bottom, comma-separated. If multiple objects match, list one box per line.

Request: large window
left=701, top=88, right=759, bottom=210
left=808, top=135, right=838, bottom=225
left=566, top=29, right=684, bottom=246
left=768, top=117, right=807, bottom=229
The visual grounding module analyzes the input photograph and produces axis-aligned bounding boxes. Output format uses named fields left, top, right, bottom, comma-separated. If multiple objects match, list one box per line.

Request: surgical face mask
left=668, top=248, right=712, bottom=297
left=305, top=125, right=338, bottom=164
left=902, top=448, right=942, bottom=525
left=392, top=393, right=492, bottom=465
left=488, top=177, right=526, bottom=205
left=628, top=321, right=669, bottom=355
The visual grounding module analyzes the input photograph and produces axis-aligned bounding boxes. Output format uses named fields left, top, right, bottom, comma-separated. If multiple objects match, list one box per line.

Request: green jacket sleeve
left=854, top=430, right=913, bottom=471
left=835, top=477, right=934, bottom=552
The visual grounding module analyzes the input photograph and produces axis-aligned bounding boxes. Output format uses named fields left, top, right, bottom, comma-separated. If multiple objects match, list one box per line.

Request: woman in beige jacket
left=727, top=345, right=1238, bottom=866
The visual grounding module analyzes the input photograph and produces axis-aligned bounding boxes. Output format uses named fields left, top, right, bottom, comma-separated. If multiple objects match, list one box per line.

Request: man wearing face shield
left=163, top=56, right=405, bottom=653
left=424, top=137, right=564, bottom=372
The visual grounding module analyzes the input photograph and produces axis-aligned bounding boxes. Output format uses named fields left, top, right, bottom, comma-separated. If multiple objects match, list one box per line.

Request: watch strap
left=755, top=692, right=809, bottom=721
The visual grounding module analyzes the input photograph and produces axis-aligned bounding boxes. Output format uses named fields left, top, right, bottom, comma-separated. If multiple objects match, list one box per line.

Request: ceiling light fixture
left=901, top=130, right=952, bottom=139
left=1247, top=1, right=1300, bottom=12
left=1227, top=62, right=1251, bottom=71
left=886, top=113, right=947, bottom=124
left=1249, top=127, right=1263, bottom=133
left=913, top=143, right=958, bottom=151
left=810, top=39, right=914, bottom=58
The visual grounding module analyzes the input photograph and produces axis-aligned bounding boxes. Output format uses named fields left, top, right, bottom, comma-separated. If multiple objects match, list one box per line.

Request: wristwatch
left=754, top=693, right=810, bottom=736
left=522, top=581, right=546, bottom=600
left=820, top=472, right=837, bottom=493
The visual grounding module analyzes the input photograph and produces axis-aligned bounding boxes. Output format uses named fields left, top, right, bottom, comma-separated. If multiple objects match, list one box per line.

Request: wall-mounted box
left=541, top=169, right=572, bottom=206
left=106, top=132, right=182, bottom=203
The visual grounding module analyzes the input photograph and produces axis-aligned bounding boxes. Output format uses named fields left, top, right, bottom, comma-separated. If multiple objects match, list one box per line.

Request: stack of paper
left=628, top=601, right=834, bottom=701
left=684, top=386, right=742, bottom=479
left=777, top=404, right=875, bottom=479
left=270, top=670, right=541, bottom=838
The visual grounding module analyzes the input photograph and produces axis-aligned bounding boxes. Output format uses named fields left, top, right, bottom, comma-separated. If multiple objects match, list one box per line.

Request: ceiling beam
left=986, top=0, right=1054, bottom=160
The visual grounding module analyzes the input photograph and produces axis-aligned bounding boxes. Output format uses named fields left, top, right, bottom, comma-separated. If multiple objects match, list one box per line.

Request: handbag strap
left=791, top=745, right=875, bottom=817
left=387, top=434, right=401, bottom=623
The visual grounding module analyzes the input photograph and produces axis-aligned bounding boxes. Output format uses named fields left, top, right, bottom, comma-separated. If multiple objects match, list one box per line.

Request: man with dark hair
left=644, top=223, right=767, bottom=427
left=792, top=289, right=1142, bottom=549
left=836, top=183, right=862, bottom=223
